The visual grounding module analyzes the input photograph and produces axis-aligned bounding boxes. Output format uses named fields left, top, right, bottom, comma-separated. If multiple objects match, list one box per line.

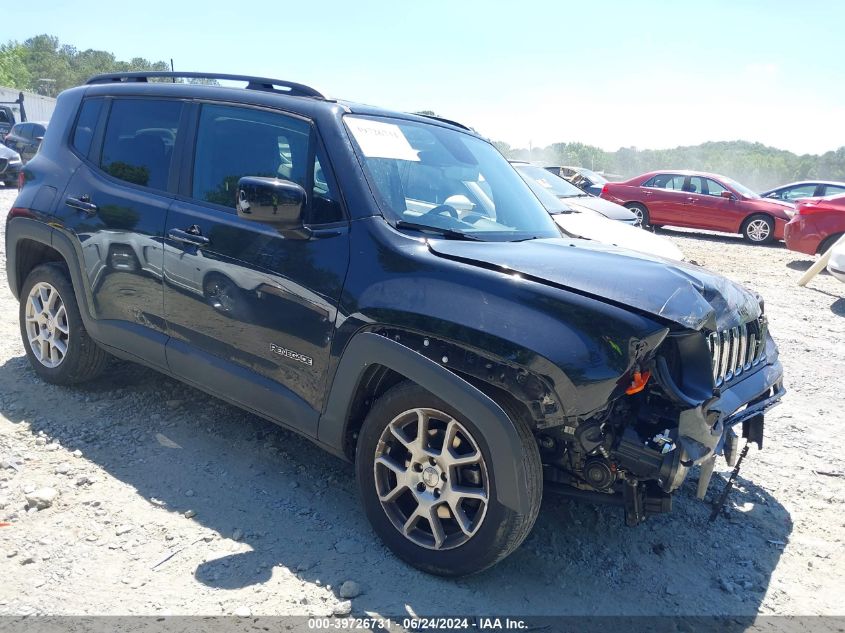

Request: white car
left=516, top=167, right=684, bottom=261
left=827, top=239, right=845, bottom=283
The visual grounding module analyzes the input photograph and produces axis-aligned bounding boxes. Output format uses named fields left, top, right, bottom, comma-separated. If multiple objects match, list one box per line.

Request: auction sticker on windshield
left=345, top=117, right=419, bottom=161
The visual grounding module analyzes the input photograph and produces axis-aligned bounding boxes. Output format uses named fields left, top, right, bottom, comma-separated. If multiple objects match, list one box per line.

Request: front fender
left=317, top=331, right=533, bottom=515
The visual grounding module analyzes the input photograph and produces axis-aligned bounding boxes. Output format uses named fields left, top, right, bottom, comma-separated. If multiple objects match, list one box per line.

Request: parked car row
left=543, top=162, right=845, bottom=257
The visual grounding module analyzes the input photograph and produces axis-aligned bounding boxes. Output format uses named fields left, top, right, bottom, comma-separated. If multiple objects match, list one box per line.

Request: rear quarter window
left=71, top=99, right=104, bottom=158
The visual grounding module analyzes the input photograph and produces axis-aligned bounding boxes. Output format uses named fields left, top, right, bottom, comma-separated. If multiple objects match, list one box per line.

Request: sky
left=7, top=0, right=845, bottom=154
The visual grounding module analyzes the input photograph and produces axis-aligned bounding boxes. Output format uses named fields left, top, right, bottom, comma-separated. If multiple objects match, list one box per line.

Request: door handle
left=65, top=195, right=98, bottom=215
left=686, top=197, right=696, bottom=202
left=168, top=228, right=210, bottom=247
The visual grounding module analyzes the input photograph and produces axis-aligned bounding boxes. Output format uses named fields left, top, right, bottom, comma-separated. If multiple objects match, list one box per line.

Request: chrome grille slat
left=708, top=316, right=767, bottom=386
left=735, top=326, right=747, bottom=377
left=719, top=330, right=732, bottom=381
left=745, top=333, right=756, bottom=370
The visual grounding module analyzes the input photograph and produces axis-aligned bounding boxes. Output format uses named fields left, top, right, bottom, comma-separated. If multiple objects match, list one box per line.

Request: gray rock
left=233, top=606, right=251, bottom=618
left=72, top=449, right=83, bottom=458
left=184, top=509, right=196, bottom=518
left=333, top=600, right=353, bottom=616
left=339, top=580, right=361, bottom=599
left=335, top=538, right=364, bottom=555
left=55, top=462, right=72, bottom=475
left=25, top=487, right=58, bottom=510
left=232, top=528, right=243, bottom=541
left=185, top=490, right=195, bottom=497
left=115, top=524, right=134, bottom=536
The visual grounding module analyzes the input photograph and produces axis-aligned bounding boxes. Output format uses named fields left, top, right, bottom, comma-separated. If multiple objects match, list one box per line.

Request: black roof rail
left=85, top=72, right=325, bottom=99
left=416, top=113, right=471, bottom=131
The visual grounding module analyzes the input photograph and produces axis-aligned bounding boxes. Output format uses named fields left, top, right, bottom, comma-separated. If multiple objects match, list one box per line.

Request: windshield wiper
left=395, top=221, right=483, bottom=241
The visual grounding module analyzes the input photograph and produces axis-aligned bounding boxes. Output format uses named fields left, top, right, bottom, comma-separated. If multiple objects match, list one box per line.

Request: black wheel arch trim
left=6, top=216, right=170, bottom=369
left=318, top=331, right=533, bottom=515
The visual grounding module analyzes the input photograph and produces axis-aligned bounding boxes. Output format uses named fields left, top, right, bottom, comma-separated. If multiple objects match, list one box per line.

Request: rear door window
left=644, top=174, right=685, bottom=190
left=100, top=99, right=182, bottom=191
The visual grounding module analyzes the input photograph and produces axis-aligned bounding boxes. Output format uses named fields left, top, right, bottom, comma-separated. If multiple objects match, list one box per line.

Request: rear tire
left=625, top=203, right=649, bottom=227
left=817, top=233, right=844, bottom=255
left=19, top=263, right=109, bottom=385
left=741, top=214, right=775, bottom=244
left=355, top=381, right=542, bottom=576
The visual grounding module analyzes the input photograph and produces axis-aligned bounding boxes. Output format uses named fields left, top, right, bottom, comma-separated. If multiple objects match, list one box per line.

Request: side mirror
left=237, top=176, right=309, bottom=238
left=720, top=190, right=735, bottom=200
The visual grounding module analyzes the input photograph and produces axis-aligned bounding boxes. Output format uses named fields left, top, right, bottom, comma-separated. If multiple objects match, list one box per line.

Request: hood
left=759, top=197, right=795, bottom=209
left=560, top=195, right=637, bottom=221
left=427, top=238, right=760, bottom=331
left=553, top=213, right=684, bottom=261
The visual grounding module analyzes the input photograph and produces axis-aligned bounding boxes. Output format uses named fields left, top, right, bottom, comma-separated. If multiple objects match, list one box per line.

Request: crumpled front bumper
left=684, top=355, right=785, bottom=498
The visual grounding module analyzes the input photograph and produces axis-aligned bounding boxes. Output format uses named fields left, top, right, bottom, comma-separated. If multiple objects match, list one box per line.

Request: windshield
left=513, top=164, right=588, bottom=198
left=514, top=169, right=574, bottom=214
left=722, top=176, right=759, bottom=199
left=574, top=167, right=607, bottom=185
left=344, top=116, right=560, bottom=241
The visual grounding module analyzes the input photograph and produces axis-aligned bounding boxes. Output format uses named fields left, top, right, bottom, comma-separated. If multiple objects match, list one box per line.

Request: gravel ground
left=1, top=185, right=843, bottom=618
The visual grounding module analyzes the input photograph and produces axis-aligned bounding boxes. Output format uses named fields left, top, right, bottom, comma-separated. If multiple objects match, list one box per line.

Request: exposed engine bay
left=538, top=317, right=784, bottom=526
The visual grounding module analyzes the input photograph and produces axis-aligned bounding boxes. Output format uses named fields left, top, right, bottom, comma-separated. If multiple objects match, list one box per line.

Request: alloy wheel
left=746, top=219, right=771, bottom=242
left=24, top=282, right=70, bottom=368
left=373, top=408, right=489, bottom=550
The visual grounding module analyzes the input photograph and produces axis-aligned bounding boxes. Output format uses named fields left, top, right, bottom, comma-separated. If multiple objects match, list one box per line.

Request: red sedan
left=784, top=193, right=845, bottom=255
left=601, top=170, right=794, bottom=243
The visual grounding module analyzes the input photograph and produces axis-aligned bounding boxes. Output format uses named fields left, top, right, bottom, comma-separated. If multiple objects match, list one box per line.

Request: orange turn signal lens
left=625, top=370, right=651, bottom=395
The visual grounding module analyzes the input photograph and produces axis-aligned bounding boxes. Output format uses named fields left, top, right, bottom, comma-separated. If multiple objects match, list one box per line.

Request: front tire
left=625, top=203, right=650, bottom=227
left=742, top=214, right=775, bottom=244
left=19, top=263, right=109, bottom=385
left=355, top=382, right=542, bottom=576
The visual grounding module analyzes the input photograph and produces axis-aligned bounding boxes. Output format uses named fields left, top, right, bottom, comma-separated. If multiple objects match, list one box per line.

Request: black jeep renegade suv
left=5, top=72, right=784, bottom=576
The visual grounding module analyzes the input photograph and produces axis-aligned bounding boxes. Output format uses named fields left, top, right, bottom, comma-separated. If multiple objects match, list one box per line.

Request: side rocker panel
left=318, top=331, right=531, bottom=515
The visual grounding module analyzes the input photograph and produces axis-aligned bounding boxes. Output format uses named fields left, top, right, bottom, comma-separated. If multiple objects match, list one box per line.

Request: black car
left=0, top=106, right=16, bottom=139
left=761, top=180, right=845, bottom=202
left=5, top=71, right=784, bottom=576
left=0, top=144, right=22, bottom=187
left=4, top=121, right=48, bottom=164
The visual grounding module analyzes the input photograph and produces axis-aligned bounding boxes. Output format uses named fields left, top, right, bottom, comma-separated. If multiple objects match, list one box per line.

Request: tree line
left=0, top=34, right=218, bottom=98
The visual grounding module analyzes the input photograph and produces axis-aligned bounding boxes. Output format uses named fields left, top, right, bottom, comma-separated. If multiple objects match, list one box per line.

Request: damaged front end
left=541, top=313, right=784, bottom=526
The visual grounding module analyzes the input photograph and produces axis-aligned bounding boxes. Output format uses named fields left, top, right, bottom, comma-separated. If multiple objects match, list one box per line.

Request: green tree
left=0, top=43, right=31, bottom=88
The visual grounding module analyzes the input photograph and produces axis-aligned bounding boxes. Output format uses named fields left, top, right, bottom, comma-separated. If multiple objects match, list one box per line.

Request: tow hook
left=709, top=443, right=750, bottom=521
